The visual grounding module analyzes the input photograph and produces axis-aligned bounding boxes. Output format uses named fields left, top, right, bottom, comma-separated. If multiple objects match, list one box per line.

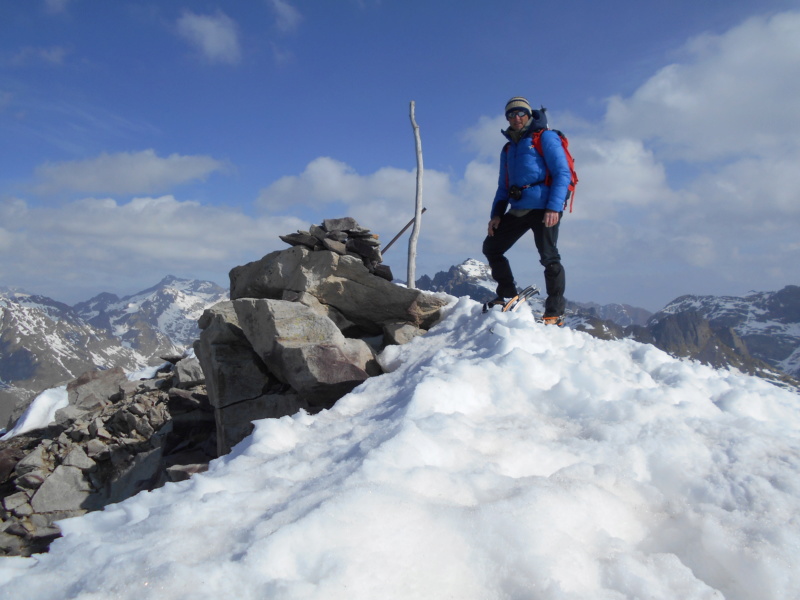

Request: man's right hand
left=487, top=216, right=501, bottom=236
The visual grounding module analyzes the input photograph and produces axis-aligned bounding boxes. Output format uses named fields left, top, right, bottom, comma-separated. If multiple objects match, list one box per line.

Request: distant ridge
left=0, top=277, right=228, bottom=429
left=416, top=260, right=799, bottom=386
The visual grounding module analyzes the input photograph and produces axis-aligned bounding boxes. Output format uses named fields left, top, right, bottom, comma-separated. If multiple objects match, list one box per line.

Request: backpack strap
left=530, top=129, right=578, bottom=213
left=503, top=141, right=510, bottom=190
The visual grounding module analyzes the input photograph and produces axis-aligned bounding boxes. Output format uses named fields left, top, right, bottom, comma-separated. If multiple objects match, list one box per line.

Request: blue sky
left=1, top=0, right=799, bottom=311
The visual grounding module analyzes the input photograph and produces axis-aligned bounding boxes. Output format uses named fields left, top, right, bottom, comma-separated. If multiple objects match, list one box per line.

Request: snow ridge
left=2, top=298, right=799, bottom=599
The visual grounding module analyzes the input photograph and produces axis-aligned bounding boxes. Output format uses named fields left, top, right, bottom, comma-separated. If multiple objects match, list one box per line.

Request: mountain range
left=2, top=261, right=798, bottom=429
left=0, top=276, right=228, bottom=428
left=418, top=259, right=799, bottom=387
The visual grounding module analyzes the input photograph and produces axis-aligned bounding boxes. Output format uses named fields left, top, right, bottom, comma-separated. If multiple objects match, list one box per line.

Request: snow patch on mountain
left=75, top=275, right=228, bottom=350
left=654, top=286, right=800, bottom=377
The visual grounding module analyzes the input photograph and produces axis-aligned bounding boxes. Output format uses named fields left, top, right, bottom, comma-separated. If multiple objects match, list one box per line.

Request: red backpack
left=531, top=129, right=578, bottom=212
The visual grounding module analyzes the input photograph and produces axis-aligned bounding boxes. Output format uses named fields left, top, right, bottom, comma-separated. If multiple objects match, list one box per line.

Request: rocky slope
left=651, top=285, right=800, bottom=378
left=0, top=293, right=145, bottom=429
left=0, top=217, right=444, bottom=556
left=0, top=356, right=214, bottom=557
left=0, top=278, right=228, bottom=430
left=569, top=301, right=652, bottom=327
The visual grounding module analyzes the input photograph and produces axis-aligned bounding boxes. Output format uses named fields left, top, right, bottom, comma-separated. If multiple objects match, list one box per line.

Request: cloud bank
left=4, top=10, right=799, bottom=310
left=254, top=11, right=800, bottom=307
left=33, top=150, right=227, bottom=195
left=0, top=195, right=305, bottom=303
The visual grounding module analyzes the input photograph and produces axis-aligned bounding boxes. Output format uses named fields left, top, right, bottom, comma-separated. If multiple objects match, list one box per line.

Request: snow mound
left=2, top=297, right=799, bottom=599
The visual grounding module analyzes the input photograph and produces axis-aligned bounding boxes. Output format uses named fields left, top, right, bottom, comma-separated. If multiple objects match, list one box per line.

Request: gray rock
left=108, top=409, right=138, bottom=436
left=62, top=445, right=96, bottom=471
left=27, top=514, right=62, bottom=539
left=279, top=231, right=321, bottom=249
left=309, top=224, right=328, bottom=242
left=195, top=301, right=275, bottom=410
left=233, top=298, right=375, bottom=406
left=373, top=264, right=393, bottom=281
left=53, top=367, right=128, bottom=425
left=0, top=531, right=26, bottom=555
left=230, top=247, right=446, bottom=333
left=228, top=246, right=308, bottom=301
left=165, top=463, right=209, bottom=483
left=135, top=378, right=170, bottom=393
left=68, top=368, right=128, bottom=412
left=15, top=446, right=49, bottom=476
left=3, top=492, right=33, bottom=517
left=84, top=438, right=108, bottom=459
left=30, top=466, right=92, bottom=513
left=326, top=231, right=348, bottom=243
left=173, top=356, right=205, bottom=389
left=321, top=237, right=347, bottom=255
left=322, top=217, right=359, bottom=232
left=16, top=469, right=48, bottom=490
left=166, top=387, right=208, bottom=413
left=384, top=322, right=425, bottom=346
left=284, top=290, right=363, bottom=336
left=53, top=406, right=86, bottom=427
left=11, top=502, right=34, bottom=517
left=88, top=445, right=166, bottom=508
left=119, top=379, right=144, bottom=396
left=215, top=392, right=313, bottom=455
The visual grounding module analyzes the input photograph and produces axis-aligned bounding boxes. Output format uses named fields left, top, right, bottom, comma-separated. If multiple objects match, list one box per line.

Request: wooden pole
left=407, top=100, right=424, bottom=288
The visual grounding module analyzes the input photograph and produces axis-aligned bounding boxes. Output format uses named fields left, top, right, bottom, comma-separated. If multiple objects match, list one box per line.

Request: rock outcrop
left=196, top=218, right=449, bottom=455
left=0, top=356, right=214, bottom=556
left=0, top=218, right=450, bottom=556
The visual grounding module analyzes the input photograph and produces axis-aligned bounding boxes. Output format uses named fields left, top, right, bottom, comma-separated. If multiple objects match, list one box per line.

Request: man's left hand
left=543, top=210, right=560, bottom=228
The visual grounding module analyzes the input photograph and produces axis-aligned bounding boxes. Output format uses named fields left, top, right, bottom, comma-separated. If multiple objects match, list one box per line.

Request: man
left=482, top=96, right=571, bottom=325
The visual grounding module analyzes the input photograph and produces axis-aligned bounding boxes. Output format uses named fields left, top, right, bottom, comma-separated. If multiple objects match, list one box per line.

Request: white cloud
left=461, top=115, right=506, bottom=160
left=269, top=0, right=302, bottom=32
left=568, top=136, right=677, bottom=219
left=8, top=11, right=800, bottom=311
left=256, top=156, right=488, bottom=275
left=258, top=157, right=414, bottom=209
left=0, top=227, right=11, bottom=251
left=177, top=10, right=241, bottom=65
left=0, top=195, right=306, bottom=303
left=33, top=150, right=227, bottom=195
left=604, top=11, right=800, bottom=161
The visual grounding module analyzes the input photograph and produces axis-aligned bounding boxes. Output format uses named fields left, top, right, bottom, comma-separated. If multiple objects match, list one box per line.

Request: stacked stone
left=0, top=356, right=215, bottom=557
left=279, top=217, right=392, bottom=281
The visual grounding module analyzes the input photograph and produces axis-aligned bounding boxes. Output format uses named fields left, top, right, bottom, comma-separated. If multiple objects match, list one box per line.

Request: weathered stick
left=407, top=100, right=424, bottom=288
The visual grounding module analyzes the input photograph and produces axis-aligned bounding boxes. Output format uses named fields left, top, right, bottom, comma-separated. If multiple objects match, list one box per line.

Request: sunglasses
left=506, top=110, right=529, bottom=120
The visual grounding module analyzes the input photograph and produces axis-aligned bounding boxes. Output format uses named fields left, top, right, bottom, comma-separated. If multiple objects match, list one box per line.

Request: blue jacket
left=490, top=127, right=572, bottom=218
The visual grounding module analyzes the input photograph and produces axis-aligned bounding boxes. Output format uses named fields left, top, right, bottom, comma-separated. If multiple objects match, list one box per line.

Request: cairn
left=279, top=217, right=392, bottom=281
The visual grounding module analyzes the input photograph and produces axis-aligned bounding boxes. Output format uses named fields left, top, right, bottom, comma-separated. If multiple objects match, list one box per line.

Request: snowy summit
left=1, top=297, right=799, bottom=599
